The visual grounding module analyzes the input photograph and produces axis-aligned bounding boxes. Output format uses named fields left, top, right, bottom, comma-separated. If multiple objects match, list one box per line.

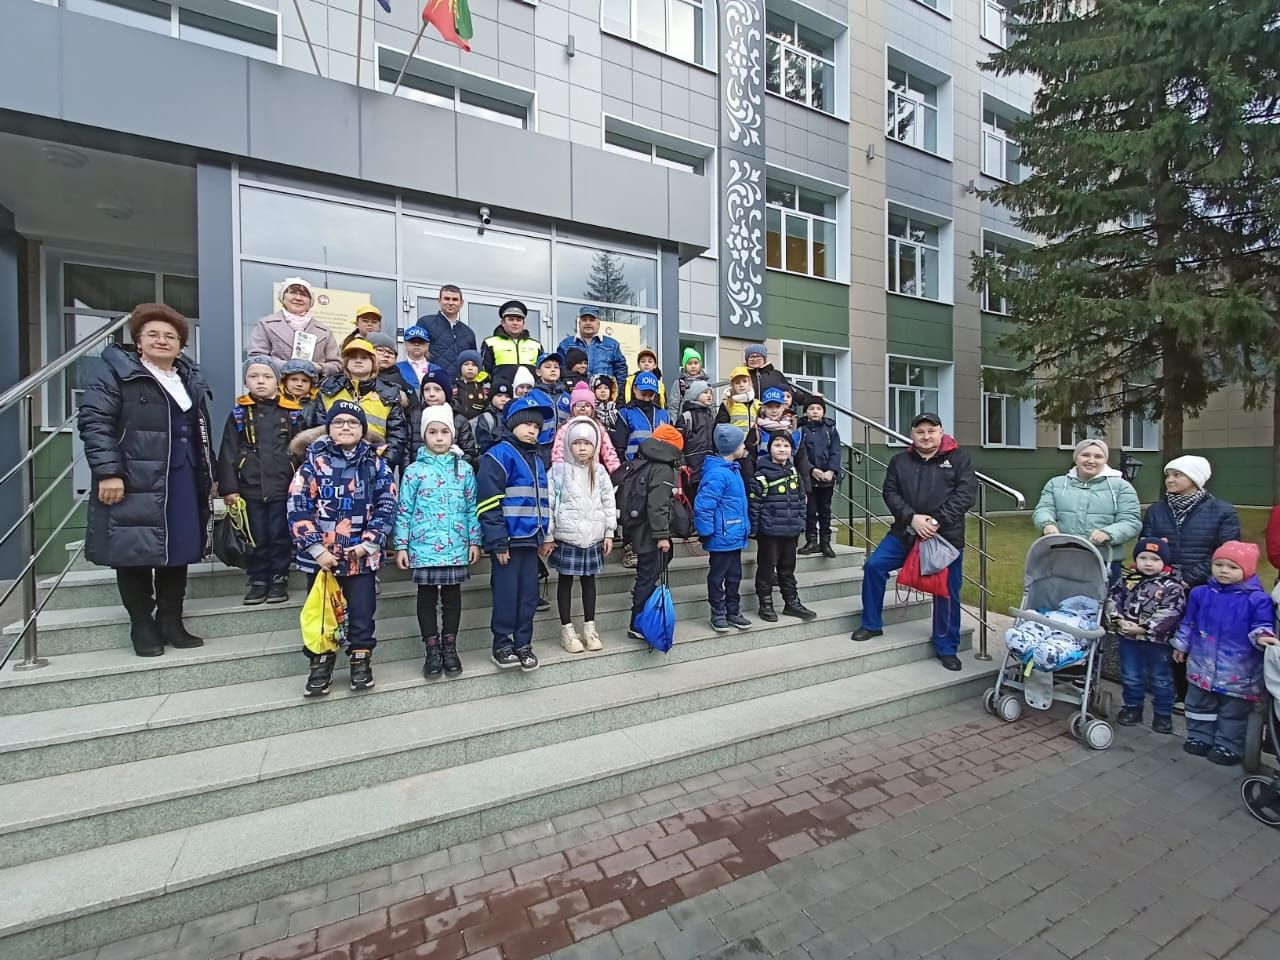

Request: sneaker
left=243, top=582, right=269, bottom=606
left=492, top=645, right=521, bottom=669
left=726, top=613, right=752, bottom=630
left=850, top=627, right=883, bottom=643
left=623, top=546, right=637, bottom=569
left=938, top=654, right=963, bottom=672
left=1151, top=715, right=1173, bottom=735
left=1208, top=746, right=1240, bottom=767
left=561, top=624, right=584, bottom=653
left=304, top=653, right=336, bottom=697
left=820, top=542, right=837, bottom=559
left=757, top=600, right=778, bottom=623
left=1183, top=738, right=1211, bottom=757
left=710, top=615, right=731, bottom=633
left=536, top=596, right=551, bottom=612
left=781, top=600, right=817, bottom=621
left=1173, top=700, right=1185, bottom=715
left=349, top=649, right=375, bottom=690
left=797, top=540, right=819, bottom=556
left=266, top=577, right=289, bottom=604
left=422, top=636, right=443, bottom=678
left=1117, top=707, right=1143, bottom=726
left=516, top=646, right=539, bottom=672
left=627, top=624, right=646, bottom=642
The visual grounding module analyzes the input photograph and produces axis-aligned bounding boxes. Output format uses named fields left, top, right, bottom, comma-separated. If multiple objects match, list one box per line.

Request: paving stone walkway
left=68, top=697, right=1279, bottom=960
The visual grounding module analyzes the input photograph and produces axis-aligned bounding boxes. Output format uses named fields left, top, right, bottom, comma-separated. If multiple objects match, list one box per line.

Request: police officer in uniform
left=480, top=300, right=543, bottom=381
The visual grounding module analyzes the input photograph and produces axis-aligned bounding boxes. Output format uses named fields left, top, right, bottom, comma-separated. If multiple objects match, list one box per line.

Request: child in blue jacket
left=288, top=400, right=398, bottom=697
left=395, top=406, right=482, bottom=680
left=799, top=398, right=841, bottom=558
left=476, top=394, right=555, bottom=672
left=1172, top=541, right=1277, bottom=766
left=695, top=425, right=752, bottom=633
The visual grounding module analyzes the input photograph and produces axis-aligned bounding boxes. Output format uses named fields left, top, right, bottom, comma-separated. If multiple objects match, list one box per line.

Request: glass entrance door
left=407, top=287, right=554, bottom=353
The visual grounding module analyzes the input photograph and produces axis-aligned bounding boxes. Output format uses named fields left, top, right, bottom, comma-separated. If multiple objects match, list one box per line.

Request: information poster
left=602, top=320, right=644, bottom=373
left=272, top=283, right=371, bottom=346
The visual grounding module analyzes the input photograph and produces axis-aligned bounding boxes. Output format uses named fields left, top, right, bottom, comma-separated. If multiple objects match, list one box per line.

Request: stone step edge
left=0, top=658, right=995, bottom=943
left=0, top=568, right=876, bottom=689
left=0, top=627, right=953, bottom=835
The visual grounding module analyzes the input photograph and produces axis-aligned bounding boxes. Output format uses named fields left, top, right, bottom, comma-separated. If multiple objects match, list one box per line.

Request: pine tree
left=583, top=252, right=635, bottom=311
left=971, top=0, right=1280, bottom=458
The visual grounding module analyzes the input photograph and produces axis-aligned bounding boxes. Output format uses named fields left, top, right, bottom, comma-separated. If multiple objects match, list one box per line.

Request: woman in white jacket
left=549, top=417, right=617, bottom=653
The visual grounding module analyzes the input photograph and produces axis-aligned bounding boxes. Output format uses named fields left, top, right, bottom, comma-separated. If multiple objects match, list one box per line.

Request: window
left=601, top=0, right=714, bottom=68
left=765, top=14, right=836, bottom=114
left=982, top=99, right=1027, bottom=184
left=783, top=345, right=838, bottom=400
left=888, top=358, right=946, bottom=438
left=64, top=0, right=279, bottom=60
left=1122, top=385, right=1160, bottom=451
left=377, top=47, right=534, bottom=129
left=911, top=0, right=950, bottom=14
left=981, top=368, right=1034, bottom=448
left=1058, top=405, right=1106, bottom=449
left=555, top=244, right=660, bottom=347
left=603, top=121, right=709, bottom=175
left=886, top=210, right=941, bottom=301
left=679, top=334, right=716, bottom=384
left=886, top=65, right=939, bottom=154
left=766, top=180, right=837, bottom=280
left=980, top=232, right=1024, bottom=315
left=982, top=0, right=1015, bottom=47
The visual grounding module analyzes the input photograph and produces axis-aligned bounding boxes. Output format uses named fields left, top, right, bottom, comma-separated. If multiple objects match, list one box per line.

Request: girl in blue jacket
left=395, top=406, right=482, bottom=680
left=695, top=425, right=752, bottom=633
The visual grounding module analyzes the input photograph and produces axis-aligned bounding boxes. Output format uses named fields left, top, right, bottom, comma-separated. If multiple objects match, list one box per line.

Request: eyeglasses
left=141, top=331, right=180, bottom=342
left=285, top=287, right=310, bottom=297
left=329, top=418, right=362, bottom=429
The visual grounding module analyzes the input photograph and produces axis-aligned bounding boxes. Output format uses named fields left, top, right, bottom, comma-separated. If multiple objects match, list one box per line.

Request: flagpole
left=291, top=0, right=323, bottom=76
left=392, top=21, right=430, bottom=96
left=355, top=0, right=364, bottom=89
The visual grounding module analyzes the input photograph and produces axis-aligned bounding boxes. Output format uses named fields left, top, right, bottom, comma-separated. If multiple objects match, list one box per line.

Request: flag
left=422, top=0, right=473, bottom=52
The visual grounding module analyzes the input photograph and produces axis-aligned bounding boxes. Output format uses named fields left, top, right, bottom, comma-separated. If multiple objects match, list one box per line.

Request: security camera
left=479, top=206, right=492, bottom=226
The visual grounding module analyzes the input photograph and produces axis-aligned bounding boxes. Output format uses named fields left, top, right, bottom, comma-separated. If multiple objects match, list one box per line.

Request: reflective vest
left=483, top=333, right=542, bottom=369
left=477, top=440, right=550, bottom=541
left=618, top=404, right=672, bottom=460
left=321, top=383, right=393, bottom=442
left=722, top=397, right=759, bottom=434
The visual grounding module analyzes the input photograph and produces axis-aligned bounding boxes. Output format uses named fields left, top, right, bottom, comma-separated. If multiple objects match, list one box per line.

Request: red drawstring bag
left=898, top=539, right=951, bottom=598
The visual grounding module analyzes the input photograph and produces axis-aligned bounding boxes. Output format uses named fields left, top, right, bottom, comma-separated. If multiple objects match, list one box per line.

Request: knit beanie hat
left=420, top=405, right=455, bottom=440
left=280, top=358, right=318, bottom=381
left=1212, top=541, right=1258, bottom=580
left=767, top=431, right=795, bottom=456
left=564, top=347, right=589, bottom=370
left=457, top=349, right=483, bottom=370
left=565, top=419, right=599, bottom=450
left=419, top=368, right=454, bottom=399
left=326, top=399, right=367, bottom=432
left=681, top=346, right=703, bottom=368
left=243, top=355, right=279, bottom=381
left=686, top=380, right=711, bottom=403
left=513, top=366, right=536, bottom=390
left=714, top=424, right=746, bottom=457
left=805, top=396, right=827, bottom=414
left=1133, top=537, right=1171, bottom=564
left=744, top=343, right=767, bottom=361
left=365, top=332, right=396, bottom=353
left=592, top=374, right=615, bottom=391
left=1164, top=455, right=1211, bottom=490
left=569, top=381, right=596, bottom=410
left=1074, top=437, right=1109, bottom=460
left=504, top=395, right=549, bottom=431
left=652, top=423, right=685, bottom=451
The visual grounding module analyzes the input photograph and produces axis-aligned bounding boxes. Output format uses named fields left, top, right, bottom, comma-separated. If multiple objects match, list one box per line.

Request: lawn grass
left=963, top=507, right=1276, bottom=615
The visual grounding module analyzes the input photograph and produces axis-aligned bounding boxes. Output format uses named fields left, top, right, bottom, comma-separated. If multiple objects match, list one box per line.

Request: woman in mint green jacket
left=1032, top=438, right=1142, bottom=570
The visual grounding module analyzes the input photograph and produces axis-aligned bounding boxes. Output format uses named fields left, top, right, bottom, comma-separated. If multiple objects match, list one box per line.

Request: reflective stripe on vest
left=484, top=335, right=541, bottom=368
left=757, top=469, right=801, bottom=495
left=483, top=443, right=551, bottom=540
left=323, top=387, right=392, bottom=441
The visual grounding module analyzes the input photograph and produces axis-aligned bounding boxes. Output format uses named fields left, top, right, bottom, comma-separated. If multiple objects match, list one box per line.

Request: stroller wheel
left=1243, top=709, right=1264, bottom=774
left=982, top=688, right=998, bottom=715
left=996, top=694, right=1022, bottom=723
left=1240, top=775, right=1280, bottom=828
left=1068, top=713, right=1085, bottom=740
left=1084, top=718, right=1113, bottom=751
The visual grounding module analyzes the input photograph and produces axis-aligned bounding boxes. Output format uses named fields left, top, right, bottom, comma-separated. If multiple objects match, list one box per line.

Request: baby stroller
left=1240, top=645, right=1280, bottom=829
left=982, top=534, right=1114, bottom=750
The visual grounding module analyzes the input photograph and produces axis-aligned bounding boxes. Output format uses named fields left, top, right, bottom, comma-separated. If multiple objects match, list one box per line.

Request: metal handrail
left=0, top=314, right=129, bottom=671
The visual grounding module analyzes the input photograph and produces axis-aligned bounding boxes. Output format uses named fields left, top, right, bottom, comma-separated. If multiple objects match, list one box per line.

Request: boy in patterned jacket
left=288, top=400, right=398, bottom=696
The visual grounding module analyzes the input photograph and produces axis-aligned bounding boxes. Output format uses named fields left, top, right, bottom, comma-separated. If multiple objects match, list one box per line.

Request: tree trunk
left=1160, top=329, right=1184, bottom=461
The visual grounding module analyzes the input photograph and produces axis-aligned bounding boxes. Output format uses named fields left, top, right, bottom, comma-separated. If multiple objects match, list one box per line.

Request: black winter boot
left=154, top=567, right=203, bottom=648
left=423, top=635, right=443, bottom=678
left=305, top=652, right=337, bottom=696
left=797, top=540, right=819, bottom=556
left=441, top=635, right=463, bottom=676
left=117, top=568, right=164, bottom=658
left=782, top=595, right=818, bottom=621
left=757, top=597, right=779, bottom=622
left=820, top=540, right=836, bottom=559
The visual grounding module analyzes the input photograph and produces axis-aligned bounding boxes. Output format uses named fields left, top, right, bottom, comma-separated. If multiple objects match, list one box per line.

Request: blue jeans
left=490, top=546, right=540, bottom=651
left=861, top=534, right=964, bottom=656
left=708, top=550, right=743, bottom=617
left=305, top=570, right=377, bottom=651
left=1118, top=637, right=1174, bottom=717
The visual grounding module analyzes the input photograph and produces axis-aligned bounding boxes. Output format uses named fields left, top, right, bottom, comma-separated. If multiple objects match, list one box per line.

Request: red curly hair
left=127, top=303, right=189, bottom=347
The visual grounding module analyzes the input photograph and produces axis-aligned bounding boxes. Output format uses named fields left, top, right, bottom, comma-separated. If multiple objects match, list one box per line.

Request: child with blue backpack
left=695, top=425, right=752, bottom=632
left=477, top=394, right=555, bottom=672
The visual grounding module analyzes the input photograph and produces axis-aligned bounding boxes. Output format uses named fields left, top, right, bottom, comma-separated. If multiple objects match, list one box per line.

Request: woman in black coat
left=78, top=303, right=216, bottom=658
left=1138, top=454, right=1241, bottom=707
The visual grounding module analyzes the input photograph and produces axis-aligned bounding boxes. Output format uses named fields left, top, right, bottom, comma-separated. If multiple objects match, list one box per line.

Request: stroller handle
left=1008, top=607, right=1106, bottom=641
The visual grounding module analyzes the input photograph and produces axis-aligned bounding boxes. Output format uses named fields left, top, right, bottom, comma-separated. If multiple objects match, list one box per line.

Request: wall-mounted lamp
left=566, top=35, right=576, bottom=58
left=865, top=143, right=877, bottom=162
left=964, top=179, right=979, bottom=196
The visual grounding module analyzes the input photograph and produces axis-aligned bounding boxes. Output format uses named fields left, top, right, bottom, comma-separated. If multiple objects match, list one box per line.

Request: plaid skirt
left=552, top=542, right=604, bottom=577
left=412, top=565, right=470, bottom=586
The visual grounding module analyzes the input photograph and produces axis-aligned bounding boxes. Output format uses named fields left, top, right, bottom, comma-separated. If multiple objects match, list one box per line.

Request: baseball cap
left=403, top=325, right=430, bottom=342
left=911, top=412, right=943, bottom=427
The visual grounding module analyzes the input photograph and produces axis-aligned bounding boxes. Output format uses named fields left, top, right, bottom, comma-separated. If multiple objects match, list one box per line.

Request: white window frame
left=783, top=338, right=852, bottom=436
left=981, top=367, right=1035, bottom=449
left=63, top=0, right=282, bottom=63
left=909, top=0, right=951, bottom=18
left=982, top=0, right=1013, bottom=48
left=678, top=332, right=718, bottom=385
left=376, top=44, right=537, bottom=130
left=886, top=202, right=952, bottom=304
left=600, top=0, right=718, bottom=71
left=885, top=49, right=952, bottom=160
left=1122, top=385, right=1161, bottom=452
left=980, top=230, right=1025, bottom=315
left=765, top=172, right=844, bottom=283
left=885, top=355, right=954, bottom=444
left=1057, top=405, right=1107, bottom=450
left=602, top=116, right=713, bottom=175
left=765, top=15, right=837, bottom=115
left=982, top=97, right=1027, bottom=184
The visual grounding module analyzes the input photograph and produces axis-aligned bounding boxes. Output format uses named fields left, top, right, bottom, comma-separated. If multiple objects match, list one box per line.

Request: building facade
left=0, top=0, right=1269, bottom=574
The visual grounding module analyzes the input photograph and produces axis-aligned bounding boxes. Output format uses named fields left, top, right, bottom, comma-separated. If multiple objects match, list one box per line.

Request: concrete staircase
left=0, top=543, right=993, bottom=960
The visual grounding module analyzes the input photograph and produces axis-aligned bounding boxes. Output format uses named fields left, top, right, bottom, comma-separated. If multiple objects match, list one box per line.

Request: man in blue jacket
left=418, top=284, right=476, bottom=379
left=557, top=306, right=628, bottom=384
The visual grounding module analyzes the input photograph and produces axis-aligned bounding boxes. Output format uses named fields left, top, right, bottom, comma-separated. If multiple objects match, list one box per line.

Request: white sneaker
left=582, top=621, right=603, bottom=651
left=560, top=624, right=584, bottom=653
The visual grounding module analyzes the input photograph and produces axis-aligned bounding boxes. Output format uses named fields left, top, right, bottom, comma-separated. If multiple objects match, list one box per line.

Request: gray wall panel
left=195, top=162, right=237, bottom=445
left=358, top=90, right=458, bottom=198
left=667, top=171, right=713, bottom=251
left=457, top=117, right=573, bottom=221
left=0, top=2, right=60, bottom=119
left=885, top=141, right=954, bottom=215
left=247, top=61, right=359, bottom=178
left=569, top=146, right=668, bottom=239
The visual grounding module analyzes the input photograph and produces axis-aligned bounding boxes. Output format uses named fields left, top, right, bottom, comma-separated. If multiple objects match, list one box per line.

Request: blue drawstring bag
left=635, top=571, right=676, bottom=653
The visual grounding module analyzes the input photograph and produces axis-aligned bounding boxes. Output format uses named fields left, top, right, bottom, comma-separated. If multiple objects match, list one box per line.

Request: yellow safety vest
left=484, top=334, right=542, bottom=368
left=722, top=397, right=759, bottom=433
left=321, top=384, right=393, bottom=441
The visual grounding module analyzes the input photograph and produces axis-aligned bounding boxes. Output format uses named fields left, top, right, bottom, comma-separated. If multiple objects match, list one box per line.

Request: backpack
left=614, top=458, right=693, bottom=538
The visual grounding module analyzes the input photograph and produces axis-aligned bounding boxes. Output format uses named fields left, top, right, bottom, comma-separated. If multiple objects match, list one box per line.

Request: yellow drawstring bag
left=301, top=570, right=347, bottom=655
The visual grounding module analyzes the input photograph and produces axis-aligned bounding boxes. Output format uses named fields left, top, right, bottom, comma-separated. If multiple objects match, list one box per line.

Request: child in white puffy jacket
left=548, top=417, right=617, bottom=653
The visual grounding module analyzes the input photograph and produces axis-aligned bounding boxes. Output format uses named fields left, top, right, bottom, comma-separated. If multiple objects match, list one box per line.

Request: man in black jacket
left=851, top=412, right=977, bottom=670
